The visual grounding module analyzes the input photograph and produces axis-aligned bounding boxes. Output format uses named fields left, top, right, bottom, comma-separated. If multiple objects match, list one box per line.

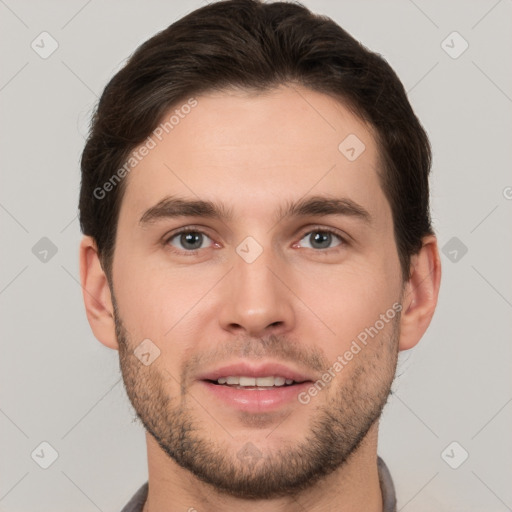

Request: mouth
left=197, top=361, right=315, bottom=388
left=196, top=362, right=315, bottom=412
left=204, top=375, right=308, bottom=390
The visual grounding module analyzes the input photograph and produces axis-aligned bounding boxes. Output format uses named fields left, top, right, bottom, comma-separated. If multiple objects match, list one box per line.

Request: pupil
left=181, top=232, right=202, bottom=249
left=311, top=232, right=331, bottom=249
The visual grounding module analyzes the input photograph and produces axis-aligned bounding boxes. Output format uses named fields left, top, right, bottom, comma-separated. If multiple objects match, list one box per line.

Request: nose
left=217, top=245, right=296, bottom=338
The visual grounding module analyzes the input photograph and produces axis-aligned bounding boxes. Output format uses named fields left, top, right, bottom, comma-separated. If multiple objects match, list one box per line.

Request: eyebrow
left=139, top=194, right=372, bottom=226
left=139, top=196, right=233, bottom=225
left=276, top=195, right=372, bottom=225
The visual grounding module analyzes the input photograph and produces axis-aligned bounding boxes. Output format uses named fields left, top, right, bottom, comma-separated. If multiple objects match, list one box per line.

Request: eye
left=297, top=229, right=344, bottom=250
left=167, top=230, right=213, bottom=251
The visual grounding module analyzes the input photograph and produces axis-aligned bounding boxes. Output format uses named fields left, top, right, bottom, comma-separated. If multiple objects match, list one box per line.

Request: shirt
left=120, top=456, right=397, bottom=512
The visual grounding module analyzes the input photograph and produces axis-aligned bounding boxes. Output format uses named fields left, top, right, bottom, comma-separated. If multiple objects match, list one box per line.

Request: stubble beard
left=115, top=310, right=399, bottom=500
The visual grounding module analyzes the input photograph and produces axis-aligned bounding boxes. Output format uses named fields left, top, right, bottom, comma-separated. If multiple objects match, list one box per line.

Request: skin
left=80, top=85, right=441, bottom=512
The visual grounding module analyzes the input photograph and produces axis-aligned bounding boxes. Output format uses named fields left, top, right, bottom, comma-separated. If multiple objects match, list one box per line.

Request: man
left=78, top=0, right=441, bottom=510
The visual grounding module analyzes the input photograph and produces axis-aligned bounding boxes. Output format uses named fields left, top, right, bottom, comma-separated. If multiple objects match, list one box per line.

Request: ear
left=79, top=236, right=119, bottom=350
left=399, top=235, right=441, bottom=351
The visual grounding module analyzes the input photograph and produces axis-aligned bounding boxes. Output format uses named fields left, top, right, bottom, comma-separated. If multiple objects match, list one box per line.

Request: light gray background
left=1, top=1, right=511, bottom=511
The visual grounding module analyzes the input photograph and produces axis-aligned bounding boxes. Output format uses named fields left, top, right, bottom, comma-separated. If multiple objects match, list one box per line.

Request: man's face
left=111, top=85, right=404, bottom=498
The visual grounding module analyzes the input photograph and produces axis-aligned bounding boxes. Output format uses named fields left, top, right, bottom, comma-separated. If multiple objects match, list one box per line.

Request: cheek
left=291, top=255, right=401, bottom=355
left=113, top=255, right=221, bottom=343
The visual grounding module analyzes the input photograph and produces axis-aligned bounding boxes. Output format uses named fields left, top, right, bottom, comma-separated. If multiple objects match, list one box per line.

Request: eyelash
left=163, top=226, right=348, bottom=255
left=295, top=226, right=348, bottom=251
left=163, top=226, right=215, bottom=256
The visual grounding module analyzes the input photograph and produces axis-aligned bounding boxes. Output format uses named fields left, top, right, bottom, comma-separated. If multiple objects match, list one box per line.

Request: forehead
left=119, top=85, right=390, bottom=227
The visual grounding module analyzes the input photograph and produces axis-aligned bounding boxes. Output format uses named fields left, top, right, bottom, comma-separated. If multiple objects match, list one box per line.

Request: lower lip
left=199, top=381, right=312, bottom=413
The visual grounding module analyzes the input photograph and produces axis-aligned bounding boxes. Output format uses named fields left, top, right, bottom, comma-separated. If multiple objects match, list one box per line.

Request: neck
left=141, top=424, right=384, bottom=512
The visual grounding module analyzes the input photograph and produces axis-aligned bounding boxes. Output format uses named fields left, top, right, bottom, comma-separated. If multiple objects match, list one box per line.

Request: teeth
left=256, top=376, right=281, bottom=386
left=215, top=376, right=294, bottom=387
left=239, top=376, right=256, bottom=386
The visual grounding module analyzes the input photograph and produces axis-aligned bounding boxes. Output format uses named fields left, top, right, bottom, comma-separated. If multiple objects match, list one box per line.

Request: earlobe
left=79, top=236, right=119, bottom=350
left=399, top=235, right=442, bottom=351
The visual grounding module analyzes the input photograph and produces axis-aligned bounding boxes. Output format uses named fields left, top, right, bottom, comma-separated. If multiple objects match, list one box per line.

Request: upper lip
left=197, top=361, right=316, bottom=383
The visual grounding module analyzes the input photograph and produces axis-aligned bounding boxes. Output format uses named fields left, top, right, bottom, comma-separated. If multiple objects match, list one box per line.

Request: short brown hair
left=79, top=0, right=433, bottom=279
